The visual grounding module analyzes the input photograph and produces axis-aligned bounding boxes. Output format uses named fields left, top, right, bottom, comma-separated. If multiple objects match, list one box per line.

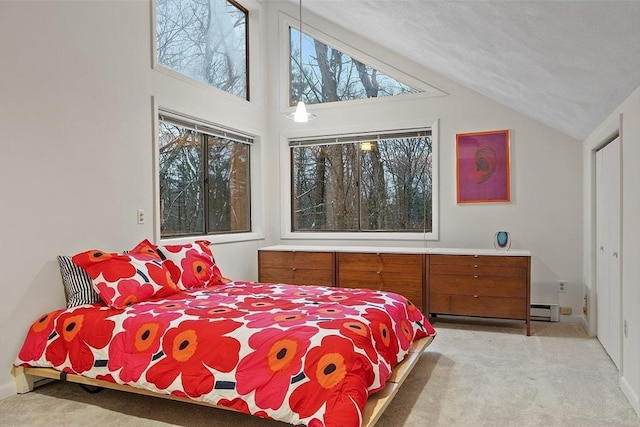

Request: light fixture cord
left=298, top=0, right=303, bottom=103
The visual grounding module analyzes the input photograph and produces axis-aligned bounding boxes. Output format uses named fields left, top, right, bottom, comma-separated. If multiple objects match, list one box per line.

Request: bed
left=13, top=240, right=436, bottom=427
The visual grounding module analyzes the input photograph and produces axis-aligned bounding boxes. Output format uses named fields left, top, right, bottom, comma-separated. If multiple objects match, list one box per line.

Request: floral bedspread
left=16, top=281, right=436, bottom=427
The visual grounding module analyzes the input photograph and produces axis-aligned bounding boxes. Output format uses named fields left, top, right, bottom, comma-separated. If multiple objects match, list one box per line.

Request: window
left=289, top=28, right=420, bottom=105
left=156, top=0, right=249, bottom=100
left=158, top=112, right=251, bottom=238
left=290, top=130, right=432, bottom=233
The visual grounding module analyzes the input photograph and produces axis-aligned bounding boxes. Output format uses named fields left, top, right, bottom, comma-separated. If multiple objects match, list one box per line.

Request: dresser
left=428, top=252, right=531, bottom=335
left=257, top=246, right=531, bottom=335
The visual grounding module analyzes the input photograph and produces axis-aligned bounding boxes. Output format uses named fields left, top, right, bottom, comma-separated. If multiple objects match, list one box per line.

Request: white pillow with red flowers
left=154, top=240, right=229, bottom=290
left=72, top=239, right=180, bottom=309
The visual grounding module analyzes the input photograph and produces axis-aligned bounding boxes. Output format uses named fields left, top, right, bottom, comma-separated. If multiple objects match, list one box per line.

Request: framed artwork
left=456, top=129, right=510, bottom=203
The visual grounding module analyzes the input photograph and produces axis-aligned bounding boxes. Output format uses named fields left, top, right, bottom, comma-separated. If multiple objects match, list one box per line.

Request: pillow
left=57, top=255, right=102, bottom=308
left=155, top=240, right=229, bottom=290
left=71, top=239, right=180, bottom=309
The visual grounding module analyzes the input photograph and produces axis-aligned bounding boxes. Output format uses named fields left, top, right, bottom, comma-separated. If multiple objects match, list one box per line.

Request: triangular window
left=290, top=28, right=421, bottom=105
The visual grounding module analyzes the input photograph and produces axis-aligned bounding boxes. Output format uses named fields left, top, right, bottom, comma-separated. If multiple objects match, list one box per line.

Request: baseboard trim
left=579, top=315, right=590, bottom=335
left=559, top=314, right=583, bottom=324
left=620, top=375, right=640, bottom=417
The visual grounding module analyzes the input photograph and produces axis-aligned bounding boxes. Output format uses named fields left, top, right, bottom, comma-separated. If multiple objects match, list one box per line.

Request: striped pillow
left=57, top=255, right=102, bottom=308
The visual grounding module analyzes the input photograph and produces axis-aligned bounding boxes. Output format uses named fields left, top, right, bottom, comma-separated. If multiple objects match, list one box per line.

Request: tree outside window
left=291, top=132, right=432, bottom=233
left=159, top=116, right=251, bottom=237
left=290, top=28, right=419, bottom=105
left=156, top=0, right=248, bottom=99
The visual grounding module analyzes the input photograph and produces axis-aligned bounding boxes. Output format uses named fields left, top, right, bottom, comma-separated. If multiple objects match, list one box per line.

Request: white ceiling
left=296, top=0, right=640, bottom=140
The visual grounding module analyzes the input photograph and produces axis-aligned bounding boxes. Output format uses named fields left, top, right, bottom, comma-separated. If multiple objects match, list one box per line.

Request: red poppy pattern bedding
left=16, top=281, right=436, bottom=427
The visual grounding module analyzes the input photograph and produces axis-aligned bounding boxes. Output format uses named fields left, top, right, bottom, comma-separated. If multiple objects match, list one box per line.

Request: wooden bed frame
left=13, top=335, right=432, bottom=426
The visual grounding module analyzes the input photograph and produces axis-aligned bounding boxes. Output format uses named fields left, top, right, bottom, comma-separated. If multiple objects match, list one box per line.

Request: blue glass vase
left=495, top=231, right=511, bottom=251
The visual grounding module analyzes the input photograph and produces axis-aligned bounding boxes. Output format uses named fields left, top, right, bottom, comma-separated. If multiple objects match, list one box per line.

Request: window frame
left=154, top=107, right=262, bottom=245
left=281, top=120, right=440, bottom=241
left=152, top=0, right=251, bottom=101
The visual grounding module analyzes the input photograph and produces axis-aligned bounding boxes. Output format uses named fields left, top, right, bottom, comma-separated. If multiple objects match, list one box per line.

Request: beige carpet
left=1, top=319, right=638, bottom=427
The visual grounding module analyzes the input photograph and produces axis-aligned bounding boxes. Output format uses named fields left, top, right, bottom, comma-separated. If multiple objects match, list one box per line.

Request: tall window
left=159, top=113, right=251, bottom=237
left=291, top=130, right=432, bottom=233
left=290, top=28, right=419, bottom=106
left=156, top=0, right=249, bottom=100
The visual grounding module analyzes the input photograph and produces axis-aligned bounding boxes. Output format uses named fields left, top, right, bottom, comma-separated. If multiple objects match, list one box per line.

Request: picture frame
left=456, top=129, right=510, bottom=203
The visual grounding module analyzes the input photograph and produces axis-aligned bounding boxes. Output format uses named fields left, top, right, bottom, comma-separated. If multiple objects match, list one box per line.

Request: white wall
left=0, top=0, right=267, bottom=397
left=583, top=86, right=640, bottom=415
left=264, top=3, right=584, bottom=314
left=0, top=0, right=586, bottom=398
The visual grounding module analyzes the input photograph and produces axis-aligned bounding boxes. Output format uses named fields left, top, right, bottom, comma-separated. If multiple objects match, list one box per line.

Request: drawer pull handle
left=474, top=264, right=479, bottom=268
left=376, top=271, right=381, bottom=275
left=292, top=267, right=297, bottom=271
left=474, top=255, right=479, bottom=258
left=473, top=295, right=479, bottom=298
left=473, top=275, right=479, bottom=278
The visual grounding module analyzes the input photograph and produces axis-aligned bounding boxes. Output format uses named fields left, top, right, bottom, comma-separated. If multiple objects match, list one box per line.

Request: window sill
left=160, top=232, right=264, bottom=246
left=281, top=231, right=438, bottom=241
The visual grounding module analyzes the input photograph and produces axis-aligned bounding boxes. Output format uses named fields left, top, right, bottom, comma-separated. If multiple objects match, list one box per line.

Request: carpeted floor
left=1, top=319, right=638, bottom=427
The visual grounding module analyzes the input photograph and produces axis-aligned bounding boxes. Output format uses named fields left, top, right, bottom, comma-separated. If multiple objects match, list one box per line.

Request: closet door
left=596, top=137, right=621, bottom=369
left=595, top=148, right=610, bottom=359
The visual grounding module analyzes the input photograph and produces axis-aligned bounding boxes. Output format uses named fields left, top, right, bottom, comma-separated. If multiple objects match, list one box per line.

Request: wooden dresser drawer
left=339, top=270, right=423, bottom=308
left=258, top=268, right=334, bottom=286
left=258, top=250, right=335, bottom=286
left=430, top=263, right=526, bottom=277
left=429, top=274, right=526, bottom=298
left=259, top=251, right=334, bottom=269
left=430, top=255, right=528, bottom=268
left=338, top=253, right=423, bottom=273
left=430, top=255, right=528, bottom=278
left=430, top=294, right=527, bottom=320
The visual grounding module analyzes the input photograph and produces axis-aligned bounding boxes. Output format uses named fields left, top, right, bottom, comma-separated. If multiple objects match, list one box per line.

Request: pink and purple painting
left=456, top=130, right=510, bottom=203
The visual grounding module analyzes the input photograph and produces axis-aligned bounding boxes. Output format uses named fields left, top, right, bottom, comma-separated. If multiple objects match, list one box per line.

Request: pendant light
left=287, top=0, right=316, bottom=122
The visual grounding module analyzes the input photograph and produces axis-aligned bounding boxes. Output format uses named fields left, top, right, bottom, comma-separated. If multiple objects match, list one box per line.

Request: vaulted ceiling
left=296, top=0, right=640, bottom=140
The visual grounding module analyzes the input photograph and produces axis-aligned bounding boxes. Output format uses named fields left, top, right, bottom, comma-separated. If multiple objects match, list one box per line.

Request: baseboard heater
left=530, top=303, right=560, bottom=322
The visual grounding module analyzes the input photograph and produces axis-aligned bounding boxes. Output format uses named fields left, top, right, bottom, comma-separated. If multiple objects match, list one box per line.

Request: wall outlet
left=558, top=280, right=567, bottom=293
left=560, top=306, right=572, bottom=315
left=137, top=209, right=145, bottom=224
